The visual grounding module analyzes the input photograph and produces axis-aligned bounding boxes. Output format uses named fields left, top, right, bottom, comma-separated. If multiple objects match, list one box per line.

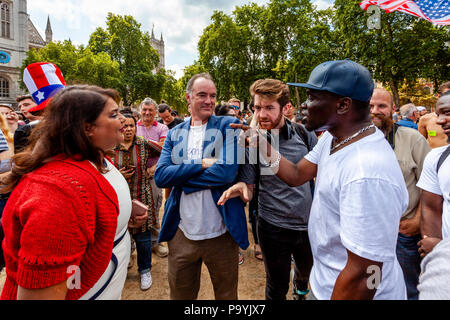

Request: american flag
left=360, top=0, right=450, bottom=25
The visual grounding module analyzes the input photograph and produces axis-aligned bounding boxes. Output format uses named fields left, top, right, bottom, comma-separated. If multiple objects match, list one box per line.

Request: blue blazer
left=154, top=115, right=249, bottom=250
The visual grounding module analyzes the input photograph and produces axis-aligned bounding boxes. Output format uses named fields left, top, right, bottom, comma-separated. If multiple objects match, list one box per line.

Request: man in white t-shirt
left=370, top=88, right=431, bottom=300
left=417, top=94, right=450, bottom=258
left=220, top=60, right=408, bottom=299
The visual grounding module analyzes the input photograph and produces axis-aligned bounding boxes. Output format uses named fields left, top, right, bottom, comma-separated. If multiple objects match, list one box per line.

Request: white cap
left=416, top=106, right=427, bottom=112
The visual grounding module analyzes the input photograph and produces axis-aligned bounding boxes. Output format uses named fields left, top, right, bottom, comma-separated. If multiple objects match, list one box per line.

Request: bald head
left=373, top=88, right=393, bottom=107
left=370, top=88, right=393, bottom=117
left=370, top=88, right=395, bottom=131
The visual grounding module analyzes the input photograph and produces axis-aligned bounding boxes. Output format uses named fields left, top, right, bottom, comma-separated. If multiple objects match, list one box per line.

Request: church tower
left=149, top=25, right=165, bottom=72
left=45, top=15, right=52, bottom=44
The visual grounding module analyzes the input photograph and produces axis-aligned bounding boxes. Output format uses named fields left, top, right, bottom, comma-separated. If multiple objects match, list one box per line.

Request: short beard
left=259, top=112, right=284, bottom=131
left=371, top=113, right=394, bottom=134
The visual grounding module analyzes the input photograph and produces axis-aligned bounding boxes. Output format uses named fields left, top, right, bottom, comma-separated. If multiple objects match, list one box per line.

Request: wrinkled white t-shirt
left=304, top=129, right=408, bottom=300
left=179, top=123, right=227, bottom=240
left=417, top=145, right=450, bottom=239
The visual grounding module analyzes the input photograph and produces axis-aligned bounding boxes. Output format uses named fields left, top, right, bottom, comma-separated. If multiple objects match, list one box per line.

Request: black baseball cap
left=288, top=59, right=374, bottom=102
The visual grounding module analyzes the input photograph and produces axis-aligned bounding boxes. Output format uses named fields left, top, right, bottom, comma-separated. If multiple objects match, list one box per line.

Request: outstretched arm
left=275, top=156, right=317, bottom=187
left=232, top=123, right=318, bottom=187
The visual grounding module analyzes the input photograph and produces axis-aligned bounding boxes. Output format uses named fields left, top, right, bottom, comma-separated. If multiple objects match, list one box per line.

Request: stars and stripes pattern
left=360, top=0, right=450, bottom=25
left=22, top=62, right=66, bottom=112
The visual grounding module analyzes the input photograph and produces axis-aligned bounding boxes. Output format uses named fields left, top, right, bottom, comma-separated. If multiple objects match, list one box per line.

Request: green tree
left=398, top=79, right=437, bottom=109
left=88, top=13, right=161, bottom=105
left=333, top=0, right=449, bottom=107
left=21, top=40, right=120, bottom=90
left=160, top=69, right=187, bottom=113
left=178, top=61, right=208, bottom=93
left=198, top=10, right=243, bottom=101
left=197, top=0, right=337, bottom=106
left=266, top=0, right=337, bottom=105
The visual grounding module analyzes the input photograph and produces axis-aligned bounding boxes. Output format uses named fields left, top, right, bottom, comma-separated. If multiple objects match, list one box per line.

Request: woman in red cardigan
left=0, top=85, right=146, bottom=300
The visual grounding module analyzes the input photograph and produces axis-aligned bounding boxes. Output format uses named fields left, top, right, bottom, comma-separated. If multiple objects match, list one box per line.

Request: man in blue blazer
left=154, top=73, right=249, bottom=300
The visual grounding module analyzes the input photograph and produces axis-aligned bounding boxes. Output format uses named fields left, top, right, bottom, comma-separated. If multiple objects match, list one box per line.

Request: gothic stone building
left=0, top=0, right=52, bottom=108
left=150, top=27, right=165, bottom=73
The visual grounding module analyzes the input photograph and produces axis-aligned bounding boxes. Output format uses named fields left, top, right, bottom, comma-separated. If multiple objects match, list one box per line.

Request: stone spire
left=151, top=23, right=155, bottom=39
left=45, top=15, right=53, bottom=43
left=160, top=33, right=163, bottom=42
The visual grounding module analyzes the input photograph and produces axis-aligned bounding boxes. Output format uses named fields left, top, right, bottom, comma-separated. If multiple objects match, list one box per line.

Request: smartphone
left=131, top=199, right=148, bottom=218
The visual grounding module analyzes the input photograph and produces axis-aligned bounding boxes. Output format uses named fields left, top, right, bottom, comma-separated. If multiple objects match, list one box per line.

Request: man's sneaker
left=239, top=252, right=244, bottom=265
left=292, top=284, right=309, bottom=300
left=140, top=271, right=152, bottom=291
left=153, top=243, right=168, bottom=258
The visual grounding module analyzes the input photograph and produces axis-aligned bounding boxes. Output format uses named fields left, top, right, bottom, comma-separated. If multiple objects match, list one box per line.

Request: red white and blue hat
left=22, top=62, right=66, bottom=113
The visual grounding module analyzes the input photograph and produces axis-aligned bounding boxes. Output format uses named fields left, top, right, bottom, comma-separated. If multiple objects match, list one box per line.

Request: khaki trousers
left=168, top=228, right=239, bottom=300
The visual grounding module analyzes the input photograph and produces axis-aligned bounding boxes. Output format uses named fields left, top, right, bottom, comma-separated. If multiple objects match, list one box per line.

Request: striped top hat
left=23, top=62, right=66, bottom=113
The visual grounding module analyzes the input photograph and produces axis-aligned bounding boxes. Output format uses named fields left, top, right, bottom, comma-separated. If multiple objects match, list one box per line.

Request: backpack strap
left=291, top=122, right=312, bottom=151
left=387, top=123, right=399, bottom=150
left=437, top=145, right=450, bottom=174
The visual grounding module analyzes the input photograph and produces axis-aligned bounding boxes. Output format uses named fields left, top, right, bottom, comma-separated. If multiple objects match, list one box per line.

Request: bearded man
left=223, top=79, right=318, bottom=300
left=220, top=60, right=410, bottom=300
left=370, top=87, right=431, bottom=300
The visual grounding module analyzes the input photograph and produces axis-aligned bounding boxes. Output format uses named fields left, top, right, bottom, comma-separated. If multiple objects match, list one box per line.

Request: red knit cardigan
left=1, top=156, right=119, bottom=300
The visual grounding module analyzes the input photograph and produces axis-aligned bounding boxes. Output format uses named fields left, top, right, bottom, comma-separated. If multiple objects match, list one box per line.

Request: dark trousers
left=132, top=231, right=153, bottom=274
left=396, top=233, right=421, bottom=300
left=248, top=207, right=259, bottom=245
left=257, top=216, right=313, bottom=300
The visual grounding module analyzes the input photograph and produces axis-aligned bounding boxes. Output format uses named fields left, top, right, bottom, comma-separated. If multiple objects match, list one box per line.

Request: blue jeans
left=132, top=231, right=153, bottom=274
left=396, top=233, right=421, bottom=300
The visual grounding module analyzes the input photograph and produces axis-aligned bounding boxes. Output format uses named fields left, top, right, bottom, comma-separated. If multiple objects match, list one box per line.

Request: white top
left=80, top=160, right=132, bottom=300
left=416, top=145, right=450, bottom=239
left=179, top=123, right=227, bottom=240
left=304, top=129, right=408, bottom=300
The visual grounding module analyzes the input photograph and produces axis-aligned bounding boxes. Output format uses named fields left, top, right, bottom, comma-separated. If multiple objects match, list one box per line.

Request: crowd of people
left=0, top=59, right=448, bottom=301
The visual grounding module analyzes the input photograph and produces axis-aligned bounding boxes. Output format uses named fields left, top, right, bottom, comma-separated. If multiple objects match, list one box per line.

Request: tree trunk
left=385, top=19, right=400, bottom=109
left=389, top=80, right=400, bottom=110
left=295, top=74, right=301, bottom=108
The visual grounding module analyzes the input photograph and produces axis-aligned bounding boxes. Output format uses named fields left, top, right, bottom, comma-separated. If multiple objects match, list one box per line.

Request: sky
left=28, top=0, right=333, bottom=79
